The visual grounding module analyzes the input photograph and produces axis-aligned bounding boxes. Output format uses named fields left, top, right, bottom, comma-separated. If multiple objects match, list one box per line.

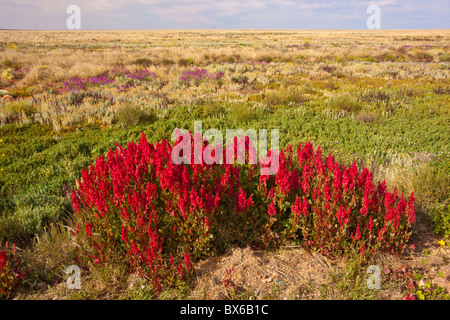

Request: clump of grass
left=321, top=79, right=340, bottom=91
left=363, top=56, right=378, bottom=63
left=258, top=55, right=274, bottom=63
left=134, top=58, right=152, bottom=67
left=178, top=58, right=194, bottom=67
left=158, top=58, right=175, bottom=66
left=432, top=85, right=450, bottom=95
left=411, top=51, right=434, bottom=62
left=265, top=88, right=308, bottom=106
left=385, top=161, right=449, bottom=209
left=356, top=111, right=377, bottom=123
left=316, top=64, right=343, bottom=77
left=19, top=223, right=78, bottom=288
left=328, top=96, right=362, bottom=113
left=2, top=59, right=21, bottom=70
left=229, top=103, right=255, bottom=123
left=116, top=103, right=157, bottom=126
left=376, top=52, right=398, bottom=62
left=202, top=101, right=225, bottom=118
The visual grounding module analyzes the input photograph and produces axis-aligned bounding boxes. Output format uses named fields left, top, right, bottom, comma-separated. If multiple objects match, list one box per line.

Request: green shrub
left=429, top=204, right=450, bottom=239
left=363, top=56, right=378, bottom=63
left=1, top=69, right=16, bottom=80
left=202, top=102, right=225, bottom=118
left=229, top=103, right=255, bottom=123
left=116, top=103, right=157, bottom=126
left=0, top=193, right=71, bottom=242
left=328, top=96, right=362, bottom=113
left=356, top=111, right=377, bottom=123
left=265, top=88, right=308, bottom=106
left=2, top=100, right=37, bottom=116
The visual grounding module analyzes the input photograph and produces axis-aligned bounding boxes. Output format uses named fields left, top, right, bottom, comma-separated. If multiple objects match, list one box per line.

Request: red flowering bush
left=71, top=132, right=415, bottom=291
left=0, top=243, right=24, bottom=299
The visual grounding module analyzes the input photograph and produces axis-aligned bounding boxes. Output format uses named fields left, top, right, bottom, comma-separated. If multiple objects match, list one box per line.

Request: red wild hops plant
left=71, top=132, right=415, bottom=291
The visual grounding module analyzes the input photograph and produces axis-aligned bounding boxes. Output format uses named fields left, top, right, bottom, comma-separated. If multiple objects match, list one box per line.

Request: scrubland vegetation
left=0, top=29, right=449, bottom=300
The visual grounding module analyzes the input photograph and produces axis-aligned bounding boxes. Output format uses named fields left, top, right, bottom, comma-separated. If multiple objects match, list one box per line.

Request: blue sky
left=1, top=0, right=449, bottom=30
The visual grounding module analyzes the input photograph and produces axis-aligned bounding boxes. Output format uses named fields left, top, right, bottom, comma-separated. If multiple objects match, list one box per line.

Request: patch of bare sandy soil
left=189, top=246, right=343, bottom=300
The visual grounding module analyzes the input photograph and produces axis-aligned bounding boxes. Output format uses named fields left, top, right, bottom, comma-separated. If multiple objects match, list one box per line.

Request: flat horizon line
left=0, top=28, right=449, bottom=32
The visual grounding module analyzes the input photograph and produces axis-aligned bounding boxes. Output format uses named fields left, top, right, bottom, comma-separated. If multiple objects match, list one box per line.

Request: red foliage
left=71, top=132, right=415, bottom=291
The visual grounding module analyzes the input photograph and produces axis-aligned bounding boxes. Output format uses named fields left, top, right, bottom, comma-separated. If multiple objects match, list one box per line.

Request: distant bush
left=202, top=102, right=225, bottom=118
left=411, top=51, right=434, bottom=62
left=116, top=103, right=157, bottom=127
left=178, top=58, right=194, bottom=67
left=356, top=111, right=377, bottom=123
left=363, top=56, right=378, bottom=63
left=231, top=75, right=248, bottom=85
left=134, top=58, right=153, bottom=67
left=1, top=69, right=16, bottom=80
left=159, top=58, right=175, bottom=66
left=258, top=55, right=274, bottom=63
left=230, top=103, right=255, bottom=123
left=329, top=96, right=362, bottom=113
left=265, top=88, right=308, bottom=106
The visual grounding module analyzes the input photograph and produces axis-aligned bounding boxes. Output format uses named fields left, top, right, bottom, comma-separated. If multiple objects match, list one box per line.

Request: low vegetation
left=0, top=29, right=448, bottom=300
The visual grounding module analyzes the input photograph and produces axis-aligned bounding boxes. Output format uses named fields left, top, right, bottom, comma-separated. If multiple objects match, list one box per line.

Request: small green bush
left=2, top=100, right=37, bottom=116
left=116, top=103, right=157, bottom=126
left=202, top=102, right=225, bottom=118
left=1, top=69, right=16, bottom=80
left=328, top=96, right=362, bottom=113
left=356, top=111, right=377, bottom=123
left=429, top=204, right=450, bottom=239
left=229, top=103, right=255, bottom=123
left=363, top=56, right=378, bottom=63
left=265, top=88, right=308, bottom=106
left=0, top=193, right=71, bottom=242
